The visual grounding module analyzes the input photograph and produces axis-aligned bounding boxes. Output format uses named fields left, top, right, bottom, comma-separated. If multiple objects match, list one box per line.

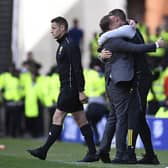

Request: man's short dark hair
left=51, top=16, right=68, bottom=31
left=108, top=9, right=127, bottom=22
left=99, top=15, right=110, bottom=33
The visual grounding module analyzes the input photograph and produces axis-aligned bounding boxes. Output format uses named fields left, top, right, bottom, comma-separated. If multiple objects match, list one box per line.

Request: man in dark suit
left=97, top=10, right=164, bottom=164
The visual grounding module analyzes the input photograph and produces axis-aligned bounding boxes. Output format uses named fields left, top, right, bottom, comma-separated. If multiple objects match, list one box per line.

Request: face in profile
left=51, top=22, right=64, bottom=39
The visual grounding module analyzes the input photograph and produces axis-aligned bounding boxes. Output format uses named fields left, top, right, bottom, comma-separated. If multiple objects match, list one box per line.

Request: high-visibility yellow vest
left=155, top=107, right=168, bottom=118
left=147, top=89, right=154, bottom=102
left=20, top=72, right=32, bottom=96
left=162, top=67, right=168, bottom=77
left=0, top=72, right=11, bottom=88
left=152, top=68, right=168, bottom=101
left=1, top=72, right=23, bottom=101
left=137, top=23, right=149, bottom=43
left=24, top=74, right=41, bottom=118
left=161, top=31, right=168, bottom=42
left=84, top=69, right=105, bottom=97
left=0, top=74, right=3, bottom=89
left=25, top=83, right=39, bottom=118
left=50, top=73, right=60, bottom=103
left=90, top=35, right=99, bottom=58
left=35, top=75, right=53, bottom=107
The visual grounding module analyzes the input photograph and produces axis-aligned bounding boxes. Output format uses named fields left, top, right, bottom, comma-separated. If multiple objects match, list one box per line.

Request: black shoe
left=97, top=151, right=111, bottom=163
left=138, top=154, right=160, bottom=165
left=124, top=150, right=137, bottom=164
left=78, top=152, right=99, bottom=162
left=111, top=153, right=137, bottom=164
left=27, top=147, right=47, bottom=160
left=111, top=157, right=132, bottom=164
left=111, top=158, right=136, bottom=164
left=111, top=157, right=126, bottom=164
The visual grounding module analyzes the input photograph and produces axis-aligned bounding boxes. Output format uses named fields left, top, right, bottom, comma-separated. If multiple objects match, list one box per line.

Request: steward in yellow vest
left=0, top=64, right=23, bottom=137
left=23, top=65, right=44, bottom=137
left=89, top=33, right=104, bottom=72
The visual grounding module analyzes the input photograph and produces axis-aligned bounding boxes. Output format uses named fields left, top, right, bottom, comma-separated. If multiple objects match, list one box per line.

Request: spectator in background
left=0, top=63, right=23, bottom=137
left=147, top=66, right=168, bottom=116
left=22, top=51, right=42, bottom=72
left=69, top=18, right=84, bottom=52
left=155, top=73, right=168, bottom=117
left=89, top=32, right=104, bottom=72
left=154, top=71, right=168, bottom=118
left=23, top=64, right=44, bottom=138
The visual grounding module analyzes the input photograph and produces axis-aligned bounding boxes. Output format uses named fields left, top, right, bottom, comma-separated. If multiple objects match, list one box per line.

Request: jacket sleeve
left=106, top=38, right=157, bottom=53
left=69, top=44, right=85, bottom=92
left=98, top=25, right=136, bottom=45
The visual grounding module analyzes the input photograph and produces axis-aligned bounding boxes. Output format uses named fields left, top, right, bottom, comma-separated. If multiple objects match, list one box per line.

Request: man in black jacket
left=97, top=10, right=164, bottom=164
left=27, top=16, right=98, bottom=162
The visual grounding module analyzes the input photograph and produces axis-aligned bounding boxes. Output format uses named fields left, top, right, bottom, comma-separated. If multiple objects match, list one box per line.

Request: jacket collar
left=57, top=33, right=68, bottom=43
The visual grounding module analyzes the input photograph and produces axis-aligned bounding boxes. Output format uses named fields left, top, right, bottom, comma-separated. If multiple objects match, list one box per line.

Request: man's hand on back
left=100, top=49, right=112, bottom=59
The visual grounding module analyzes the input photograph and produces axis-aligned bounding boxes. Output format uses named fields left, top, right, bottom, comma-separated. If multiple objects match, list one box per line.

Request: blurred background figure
left=84, top=65, right=109, bottom=146
left=89, top=32, right=104, bottom=72
left=22, top=51, right=42, bottom=73
left=23, top=64, right=44, bottom=138
left=69, top=18, right=84, bottom=53
left=0, top=63, right=23, bottom=137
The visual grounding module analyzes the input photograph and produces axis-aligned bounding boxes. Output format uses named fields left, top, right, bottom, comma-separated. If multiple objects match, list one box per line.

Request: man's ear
left=60, top=24, right=65, bottom=32
left=115, top=16, right=120, bottom=23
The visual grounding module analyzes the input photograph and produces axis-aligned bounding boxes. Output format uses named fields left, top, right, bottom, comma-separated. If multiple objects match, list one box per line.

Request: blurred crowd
left=0, top=50, right=108, bottom=144
left=0, top=17, right=168, bottom=141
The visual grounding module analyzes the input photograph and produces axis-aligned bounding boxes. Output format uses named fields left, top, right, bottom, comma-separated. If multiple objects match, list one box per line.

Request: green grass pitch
left=0, top=138, right=168, bottom=168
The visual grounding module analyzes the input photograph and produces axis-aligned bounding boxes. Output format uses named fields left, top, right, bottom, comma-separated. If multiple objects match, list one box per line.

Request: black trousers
left=128, top=73, right=154, bottom=154
left=4, top=103, right=23, bottom=137
left=99, top=78, right=131, bottom=157
left=85, top=103, right=109, bottom=144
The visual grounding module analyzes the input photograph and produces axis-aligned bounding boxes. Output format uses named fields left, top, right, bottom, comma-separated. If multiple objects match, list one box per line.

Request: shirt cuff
left=155, top=42, right=159, bottom=48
